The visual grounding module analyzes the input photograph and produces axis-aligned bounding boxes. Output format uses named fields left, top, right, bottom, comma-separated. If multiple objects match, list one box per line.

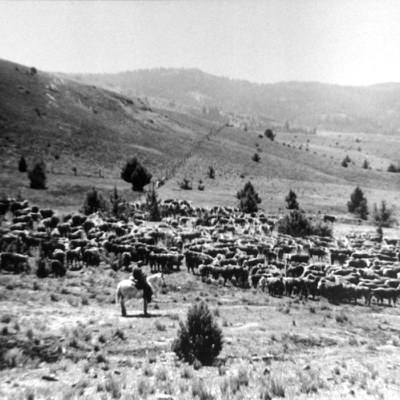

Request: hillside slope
left=72, top=68, right=400, bottom=134
left=0, top=58, right=399, bottom=216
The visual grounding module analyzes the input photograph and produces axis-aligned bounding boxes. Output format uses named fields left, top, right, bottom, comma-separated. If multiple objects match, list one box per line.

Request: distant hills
left=71, top=68, right=400, bottom=134
left=0, top=58, right=399, bottom=215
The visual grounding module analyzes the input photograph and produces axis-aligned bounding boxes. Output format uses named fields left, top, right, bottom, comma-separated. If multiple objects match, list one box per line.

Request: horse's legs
left=120, top=296, right=127, bottom=317
left=143, top=298, right=148, bottom=316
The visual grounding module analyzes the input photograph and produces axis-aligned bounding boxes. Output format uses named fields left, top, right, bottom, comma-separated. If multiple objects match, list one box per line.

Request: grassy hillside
left=71, top=68, right=400, bottom=134
left=0, top=59, right=218, bottom=210
left=0, top=58, right=399, bottom=218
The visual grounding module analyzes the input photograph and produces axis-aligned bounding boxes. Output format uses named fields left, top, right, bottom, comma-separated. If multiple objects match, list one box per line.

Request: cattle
left=323, top=215, right=336, bottom=223
left=289, top=254, right=310, bottom=264
left=318, top=280, right=344, bottom=303
left=66, top=247, right=82, bottom=267
left=309, top=247, right=327, bottom=260
left=83, top=248, right=101, bottom=267
left=0, top=253, right=30, bottom=273
left=371, top=287, right=399, bottom=307
left=50, top=259, right=66, bottom=277
left=268, top=277, right=284, bottom=297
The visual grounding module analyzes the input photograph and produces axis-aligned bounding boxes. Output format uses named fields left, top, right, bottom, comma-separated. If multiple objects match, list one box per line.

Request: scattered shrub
left=172, top=302, right=223, bottom=366
left=121, top=155, right=152, bottom=192
left=18, top=156, right=27, bottom=172
left=347, top=186, right=369, bottom=220
left=285, top=189, right=299, bottom=210
left=387, top=163, right=400, bottom=173
left=277, top=210, right=332, bottom=237
left=146, top=183, right=161, bottom=221
left=192, top=378, right=215, bottom=400
left=252, top=152, right=261, bottom=162
left=109, top=187, right=130, bottom=220
left=137, top=378, right=151, bottom=397
left=362, top=159, right=370, bottom=169
left=237, top=181, right=261, bottom=213
left=181, top=365, right=193, bottom=379
left=104, top=374, right=121, bottom=399
left=265, top=128, right=275, bottom=141
left=81, top=187, right=107, bottom=215
left=178, top=178, right=192, bottom=190
left=335, top=311, right=349, bottom=323
left=371, top=200, right=397, bottom=228
left=269, top=375, right=286, bottom=397
left=154, top=321, right=166, bottom=331
left=155, top=366, right=168, bottom=381
left=28, top=160, right=47, bottom=189
left=208, top=166, right=215, bottom=179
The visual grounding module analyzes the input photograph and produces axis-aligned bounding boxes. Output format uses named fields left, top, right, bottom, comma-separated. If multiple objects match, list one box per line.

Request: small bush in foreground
left=172, top=302, right=223, bottom=366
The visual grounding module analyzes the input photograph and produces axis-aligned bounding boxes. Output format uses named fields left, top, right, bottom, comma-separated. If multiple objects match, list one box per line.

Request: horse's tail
left=116, top=285, right=121, bottom=305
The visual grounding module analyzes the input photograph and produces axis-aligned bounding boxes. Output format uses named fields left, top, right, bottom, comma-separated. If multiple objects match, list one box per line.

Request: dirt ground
left=1, top=256, right=400, bottom=400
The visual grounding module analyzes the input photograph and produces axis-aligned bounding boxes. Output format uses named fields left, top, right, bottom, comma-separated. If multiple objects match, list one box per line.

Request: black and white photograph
left=0, top=1, right=400, bottom=398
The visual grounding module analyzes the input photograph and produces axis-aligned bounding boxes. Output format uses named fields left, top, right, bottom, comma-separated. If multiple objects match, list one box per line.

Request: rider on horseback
left=132, top=265, right=153, bottom=303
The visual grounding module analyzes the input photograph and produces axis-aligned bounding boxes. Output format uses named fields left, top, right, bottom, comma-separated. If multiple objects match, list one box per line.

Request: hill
left=71, top=68, right=400, bottom=134
left=0, top=59, right=219, bottom=209
left=0, top=58, right=399, bottom=217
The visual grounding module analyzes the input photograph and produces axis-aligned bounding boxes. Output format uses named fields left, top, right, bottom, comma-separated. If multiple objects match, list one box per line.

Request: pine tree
left=371, top=201, right=396, bottom=228
left=172, top=302, right=223, bottom=366
left=347, top=187, right=369, bottom=220
left=208, top=166, right=215, bottom=179
left=82, top=187, right=106, bottom=215
left=121, top=156, right=152, bottom=192
left=285, top=189, right=299, bottom=210
left=237, top=181, right=261, bottom=213
left=28, top=160, right=47, bottom=189
left=252, top=152, right=261, bottom=162
left=18, top=156, right=27, bottom=173
left=146, top=183, right=161, bottom=221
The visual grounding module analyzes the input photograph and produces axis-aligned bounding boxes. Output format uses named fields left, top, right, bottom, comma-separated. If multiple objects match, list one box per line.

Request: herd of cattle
left=1, top=197, right=400, bottom=307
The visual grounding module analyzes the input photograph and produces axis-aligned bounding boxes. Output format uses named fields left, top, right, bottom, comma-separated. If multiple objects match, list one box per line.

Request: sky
left=1, top=0, right=400, bottom=86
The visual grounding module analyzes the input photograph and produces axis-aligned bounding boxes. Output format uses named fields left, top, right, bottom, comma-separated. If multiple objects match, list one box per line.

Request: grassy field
left=1, top=259, right=400, bottom=400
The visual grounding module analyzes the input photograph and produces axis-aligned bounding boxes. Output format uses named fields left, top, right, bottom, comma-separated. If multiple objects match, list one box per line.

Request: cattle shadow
left=122, top=312, right=163, bottom=319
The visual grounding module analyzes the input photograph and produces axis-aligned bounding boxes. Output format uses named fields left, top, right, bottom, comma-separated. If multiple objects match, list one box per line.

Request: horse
left=115, top=273, right=165, bottom=316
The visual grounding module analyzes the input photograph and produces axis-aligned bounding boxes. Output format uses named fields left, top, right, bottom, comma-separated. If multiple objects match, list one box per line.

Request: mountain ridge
left=70, top=67, right=400, bottom=134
